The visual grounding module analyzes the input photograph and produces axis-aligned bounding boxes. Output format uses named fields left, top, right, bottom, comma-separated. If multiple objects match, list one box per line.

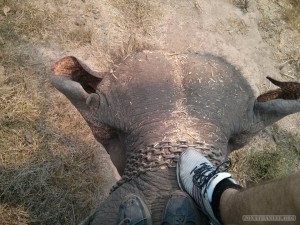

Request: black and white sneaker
left=177, top=148, right=237, bottom=225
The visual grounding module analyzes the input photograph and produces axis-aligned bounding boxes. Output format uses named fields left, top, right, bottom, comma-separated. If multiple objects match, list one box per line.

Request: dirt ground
left=0, top=0, right=299, bottom=224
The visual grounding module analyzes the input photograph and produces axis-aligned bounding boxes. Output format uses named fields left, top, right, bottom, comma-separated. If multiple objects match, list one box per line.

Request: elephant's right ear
left=253, top=77, right=300, bottom=127
left=257, top=76, right=300, bottom=102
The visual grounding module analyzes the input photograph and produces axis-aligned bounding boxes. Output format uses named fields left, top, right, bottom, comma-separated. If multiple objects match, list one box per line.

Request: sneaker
left=161, top=191, right=202, bottom=225
left=177, top=148, right=237, bottom=225
left=117, top=194, right=152, bottom=225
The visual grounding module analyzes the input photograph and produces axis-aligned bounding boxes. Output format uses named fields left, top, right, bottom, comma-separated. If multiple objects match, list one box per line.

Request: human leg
left=177, top=148, right=241, bottom=225
left=219, top=173, right=300, bottom=225
left=177, top=148, right=299, bottom=225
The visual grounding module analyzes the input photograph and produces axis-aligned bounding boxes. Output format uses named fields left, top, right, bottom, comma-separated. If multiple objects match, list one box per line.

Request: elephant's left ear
left=52, top=56, right=106, bottom=94
left=257, top=76, right=300, bottom=102
left=50, top=56, right=107, bottom=112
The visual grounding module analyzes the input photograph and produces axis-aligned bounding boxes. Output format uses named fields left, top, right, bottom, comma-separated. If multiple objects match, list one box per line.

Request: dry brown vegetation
left=257, top=0, right=300, bottom=80
left=0, top=0, right=115, bottom=224
left=229, top=0, right=300, bottom=186
left=0, top=0, right=299, bottom=224
left=283, top=0, right=300, bottom=33
left=231, top=0, right=249, bottom=12
left=230, top=125, right=300, bottom=187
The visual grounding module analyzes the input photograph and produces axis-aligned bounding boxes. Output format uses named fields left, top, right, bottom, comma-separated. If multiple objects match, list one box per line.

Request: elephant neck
left=110, top=140, right=224, bottom=193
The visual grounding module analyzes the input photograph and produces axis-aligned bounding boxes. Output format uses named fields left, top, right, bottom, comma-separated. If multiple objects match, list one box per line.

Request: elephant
left=50, top=50, right=300, bottom=224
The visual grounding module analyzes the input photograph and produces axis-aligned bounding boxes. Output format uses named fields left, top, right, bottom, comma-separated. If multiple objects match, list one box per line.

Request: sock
left=211, top=178, right=242, bottom=224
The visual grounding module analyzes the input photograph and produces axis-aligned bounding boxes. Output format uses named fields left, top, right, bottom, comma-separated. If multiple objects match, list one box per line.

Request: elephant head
left=50, top=51, right=300, bottom=224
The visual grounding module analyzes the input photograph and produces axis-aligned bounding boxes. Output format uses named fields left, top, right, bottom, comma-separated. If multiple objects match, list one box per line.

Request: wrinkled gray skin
left=51, top=51, right=300, bottom=225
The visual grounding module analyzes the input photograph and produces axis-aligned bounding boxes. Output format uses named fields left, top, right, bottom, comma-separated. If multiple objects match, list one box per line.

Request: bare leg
left=220, top=172, right=300, bottom=225
left=177, top=149, right=300, bottom=225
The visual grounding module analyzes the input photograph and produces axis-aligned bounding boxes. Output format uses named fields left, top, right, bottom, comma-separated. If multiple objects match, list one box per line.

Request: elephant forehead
left=181, top=53, right=255, bottom=126
left=99, top=51, right=255, bottom=123
left=103, top=51, right=182, bottom=112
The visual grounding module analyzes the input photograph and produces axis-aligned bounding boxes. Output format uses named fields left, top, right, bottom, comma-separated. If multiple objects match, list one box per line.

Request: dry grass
left=0, top=68, right=41, bottom=165
left=0, top=65, right=111, bottom=224
left=282, top=0, right=300, bottom=33
left=256, top=0, right=300, bottom=80
left=0, top=1, right=61, bottom=42
left=66, top=28, right=93, bottom=47
left=0, top=0, right=93, bottom=51
left=105, top=0, right=161, bottom=62
left=231, top=0, right=249, bottom=12
left=0, top=0, right=299, bottom=224
left=0, top=1, right=113, bottom=224
left=110, top=0, right=155, bottom=32
left=230, top=126, right=300, bottom=187
left=0, top=204, right=29, bottom=225
left=0, top=149, right=108, bottom=224
left=247, top=150, right=295, bottom=183
left=0, top=1, right=159, bottom=222
left=280, top=0, right=300, bottom=79
left=224, top=17, right=250, bottom=35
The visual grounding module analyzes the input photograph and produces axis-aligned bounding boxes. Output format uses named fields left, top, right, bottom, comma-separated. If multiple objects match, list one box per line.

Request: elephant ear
left=50, top=56, right=105, bottom=121
left=51, top=57, right=125, bottom=177
left=253, top=77, right=300, bottom=128
left=52, top=56, right=104, bottom=94
left=257, top=76, right=300, bottom=102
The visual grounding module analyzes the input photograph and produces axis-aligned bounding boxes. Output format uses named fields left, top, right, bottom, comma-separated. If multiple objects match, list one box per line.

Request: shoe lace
left=175, top=215, right=185, bottom=225
left=191, top=160, right=231, bottom=189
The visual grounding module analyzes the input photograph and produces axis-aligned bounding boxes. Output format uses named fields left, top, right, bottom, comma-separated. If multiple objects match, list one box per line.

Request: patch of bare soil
left=0, top=0, right=299, bottom=224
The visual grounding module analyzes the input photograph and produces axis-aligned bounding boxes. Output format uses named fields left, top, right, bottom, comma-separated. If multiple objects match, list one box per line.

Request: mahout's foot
left=177, top=148, right=241, bottom=225
left=117, top=194, right=152, bottom=225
